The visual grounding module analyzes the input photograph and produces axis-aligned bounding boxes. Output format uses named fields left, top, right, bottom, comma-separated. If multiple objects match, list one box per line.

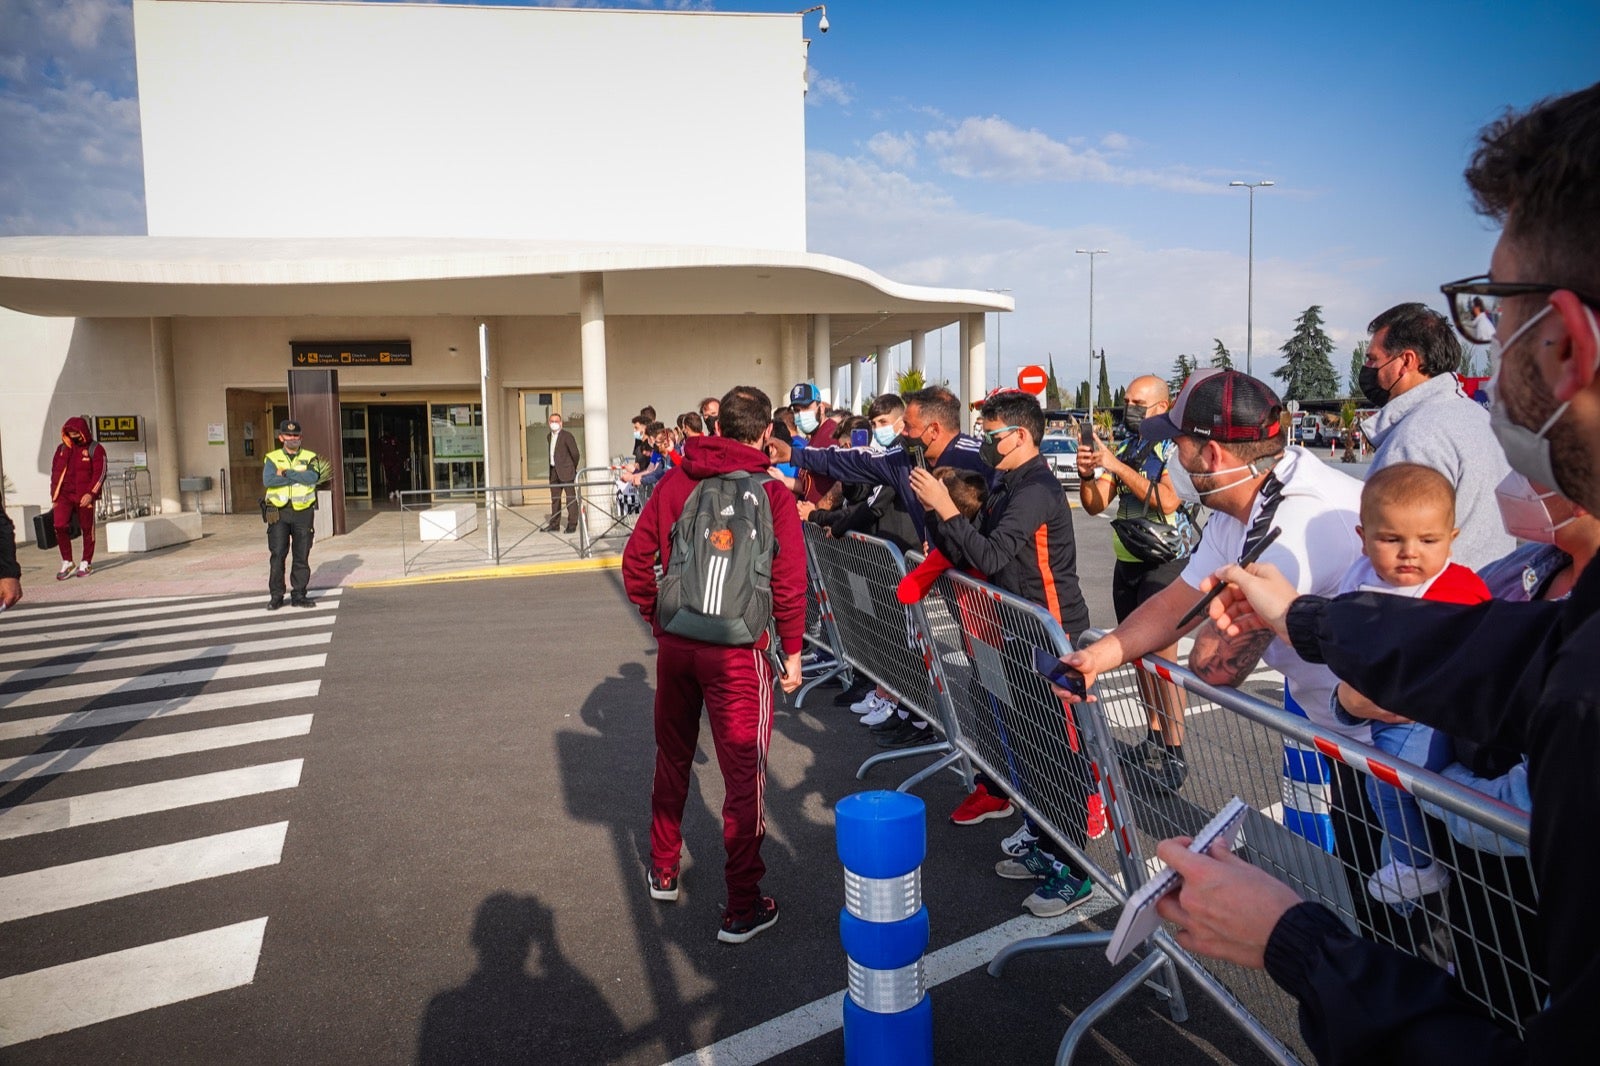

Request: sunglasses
left=981, top=425, right=1022, bottom=443
left=1440, top=275, right=1600, bottom=345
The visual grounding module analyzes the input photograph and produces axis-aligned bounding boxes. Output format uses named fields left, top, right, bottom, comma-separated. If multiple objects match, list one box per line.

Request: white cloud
left=807, top=149, right=1385, bottom=392
left=926, top=116, right=1220, bottom=195
left=865, top=131, right=917, bottom=168
left=1099, top=131, right=1132, bottom=153
left=806, top=70, right=852, bottom=107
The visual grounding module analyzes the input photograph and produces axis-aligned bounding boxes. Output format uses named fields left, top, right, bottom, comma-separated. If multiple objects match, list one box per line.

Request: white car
left=1039, top=434, right=1081, bottom=491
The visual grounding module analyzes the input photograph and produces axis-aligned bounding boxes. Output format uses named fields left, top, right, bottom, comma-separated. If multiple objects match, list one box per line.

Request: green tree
left=895, top=368, right=925, bottom=395
left=1096, top=351, right=1112, bottom=409
left=1210, top=338, right=1233, bottom=370
left=1075, top=380, right=1090, bottom=409
left=1113, top=385, right=1126, bottom=408
left=1168, top=353, right=1196, bottom=393
left=1045, top=354, right=1063, bottom=409
left=1273, top=305, right=1341, bottom=402
left=1348, top=340, right=1368, bottom=398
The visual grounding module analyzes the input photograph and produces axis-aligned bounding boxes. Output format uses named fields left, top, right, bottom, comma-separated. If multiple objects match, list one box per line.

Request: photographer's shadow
left=416, top=892, right=623, bottom=1065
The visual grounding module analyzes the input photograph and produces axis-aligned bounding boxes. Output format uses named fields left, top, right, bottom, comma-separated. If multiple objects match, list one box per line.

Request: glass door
left=521, top=390, right=585, bottom=483
left=341, top=404, right=371, bottom=499
left=429, top=402, right=485, bottom=493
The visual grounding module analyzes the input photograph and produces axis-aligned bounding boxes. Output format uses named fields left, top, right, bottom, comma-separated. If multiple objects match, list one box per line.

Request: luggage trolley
left=97, top=462, right=153, bottom=520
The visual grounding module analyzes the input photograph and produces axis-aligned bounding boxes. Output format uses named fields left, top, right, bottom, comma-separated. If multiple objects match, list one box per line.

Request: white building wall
left=133, top=0, right=807, bottom=249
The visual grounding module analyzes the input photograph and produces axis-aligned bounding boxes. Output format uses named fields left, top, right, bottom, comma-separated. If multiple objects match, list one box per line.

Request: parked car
left=1039, top=433, right=1081, bottom=491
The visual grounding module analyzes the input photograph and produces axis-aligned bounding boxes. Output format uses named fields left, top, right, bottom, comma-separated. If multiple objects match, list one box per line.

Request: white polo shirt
left=1180, top=446, right=1367, bottom=737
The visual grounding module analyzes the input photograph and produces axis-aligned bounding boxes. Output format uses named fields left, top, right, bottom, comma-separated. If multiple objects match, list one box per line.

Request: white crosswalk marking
left=0, top=590, right=339, bottom=1047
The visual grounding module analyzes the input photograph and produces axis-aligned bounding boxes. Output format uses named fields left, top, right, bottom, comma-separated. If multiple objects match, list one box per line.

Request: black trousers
left=267, top=507, right=315, bottom=601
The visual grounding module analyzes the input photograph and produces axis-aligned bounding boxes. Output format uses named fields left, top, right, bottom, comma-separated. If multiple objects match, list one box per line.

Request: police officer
left=262, top=419, right=328, bottom=610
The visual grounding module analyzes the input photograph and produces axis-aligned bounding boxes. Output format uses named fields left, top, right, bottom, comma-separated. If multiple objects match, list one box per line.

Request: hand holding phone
left=905, top=441, right=928, bottom=470
left=1033, top=646, right=1086, bottom=697
left=1079, top=423, right=1096, bottom=448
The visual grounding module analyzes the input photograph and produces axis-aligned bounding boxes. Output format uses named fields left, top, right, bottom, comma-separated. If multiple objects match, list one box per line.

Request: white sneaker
left=57, top=561, right=75, bottom=580
left=999, top=823, right=1040, bottom=857
left=75, top=561, right=92, bottom=577
left=849, top=691, right=884, bottom=714
left=860, top=702, right=897, bottom=727
left=1367, top=859, right=1450, bottom=903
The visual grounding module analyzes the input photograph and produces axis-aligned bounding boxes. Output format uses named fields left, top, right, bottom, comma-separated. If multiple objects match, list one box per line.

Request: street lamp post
left=1229, top=180, right=1274, bottom=376
left=1075, top=249, right=1107, bottom=416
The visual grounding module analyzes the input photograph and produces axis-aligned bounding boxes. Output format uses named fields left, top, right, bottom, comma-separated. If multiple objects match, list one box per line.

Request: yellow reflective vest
left=263, top=447, right=320, bottom=510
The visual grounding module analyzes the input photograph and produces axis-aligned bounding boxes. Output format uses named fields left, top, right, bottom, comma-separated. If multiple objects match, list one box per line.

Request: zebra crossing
left=0, top=589, right=340, bottom=1049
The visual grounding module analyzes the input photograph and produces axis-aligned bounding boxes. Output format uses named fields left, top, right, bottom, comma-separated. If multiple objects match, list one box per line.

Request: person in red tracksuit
left=622, top=385, right=806, bottom=944
left=50, top=416, right=107, bottom=580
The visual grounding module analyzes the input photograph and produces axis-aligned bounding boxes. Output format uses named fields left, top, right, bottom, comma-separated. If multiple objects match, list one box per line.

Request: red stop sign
left=1016, top=365, right=1048, bottom=395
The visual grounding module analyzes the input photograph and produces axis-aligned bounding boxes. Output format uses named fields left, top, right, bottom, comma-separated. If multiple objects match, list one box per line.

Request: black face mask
left=1358, top=363, right=1393, bottom=407
left=1123, top=403, right=1148, bottom=432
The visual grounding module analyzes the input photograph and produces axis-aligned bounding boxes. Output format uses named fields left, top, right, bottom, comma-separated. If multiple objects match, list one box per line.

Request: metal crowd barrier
left=800, top=527, right=971, bottom=794
left=804, top=551, right=1541, bottom=1064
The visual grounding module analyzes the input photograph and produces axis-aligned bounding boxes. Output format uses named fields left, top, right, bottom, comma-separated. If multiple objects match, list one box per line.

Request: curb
left=350, top=555, right=623, bottom=589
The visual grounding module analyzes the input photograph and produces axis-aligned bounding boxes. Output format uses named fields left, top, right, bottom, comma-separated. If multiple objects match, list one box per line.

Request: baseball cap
left=1140, top=368, right=1284, bottom=444
left=278, top=419, right=303, bottom=435
left=788, top=382, right=822, bottom=406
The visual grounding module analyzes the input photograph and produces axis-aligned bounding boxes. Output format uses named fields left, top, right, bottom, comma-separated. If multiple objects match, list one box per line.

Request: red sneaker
left=1086, top=794, right=1108, bottom=840
left=949, top=785, right=1015, bottom=826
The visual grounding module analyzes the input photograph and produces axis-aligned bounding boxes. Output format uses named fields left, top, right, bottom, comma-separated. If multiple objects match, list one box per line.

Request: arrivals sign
left=291, top=341, right=412, bottom=367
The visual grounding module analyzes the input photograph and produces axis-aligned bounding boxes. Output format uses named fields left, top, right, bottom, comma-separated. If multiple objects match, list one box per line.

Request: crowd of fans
left=616, top=82, right=1600, bottom=1059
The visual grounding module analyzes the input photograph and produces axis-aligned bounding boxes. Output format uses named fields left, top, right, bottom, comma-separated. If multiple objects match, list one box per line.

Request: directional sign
left=1016, top=365, right=1048, bottom=395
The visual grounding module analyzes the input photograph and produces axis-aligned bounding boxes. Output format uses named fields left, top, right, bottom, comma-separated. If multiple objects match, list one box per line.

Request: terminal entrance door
left=521, top=390, right=586, bottom=485
left=429, top=402, right=485, bottom=493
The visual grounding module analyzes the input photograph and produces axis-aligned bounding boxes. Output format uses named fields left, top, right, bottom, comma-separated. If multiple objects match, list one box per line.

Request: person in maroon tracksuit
left=50, top=416, right=107, bottom=580
left=622, top=385, right=806, bottom=944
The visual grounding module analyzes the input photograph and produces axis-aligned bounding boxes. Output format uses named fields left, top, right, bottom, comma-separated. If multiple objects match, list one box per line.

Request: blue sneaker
left=995, top=844, right=1055, bottom=881
left=1023, top=871, right=1094, bottom=917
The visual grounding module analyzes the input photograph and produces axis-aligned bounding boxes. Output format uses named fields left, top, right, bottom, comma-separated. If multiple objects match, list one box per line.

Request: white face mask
left=549, top=422, right=561, bottom=433
left=796, top=409, right=820, bottom=434
left=1177, top=458, right=1258, bottom=499
left=1494, top=470, right=1574, bottom=544
left=1488, top=303, right=1599, bottom=500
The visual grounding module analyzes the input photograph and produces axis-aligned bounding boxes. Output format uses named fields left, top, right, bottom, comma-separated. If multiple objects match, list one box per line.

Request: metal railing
left=804, top=544, right=1539, bottom=1063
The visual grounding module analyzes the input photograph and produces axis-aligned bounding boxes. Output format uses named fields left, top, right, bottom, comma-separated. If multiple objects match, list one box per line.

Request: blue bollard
left=836, top=790, right=933, bottom=1066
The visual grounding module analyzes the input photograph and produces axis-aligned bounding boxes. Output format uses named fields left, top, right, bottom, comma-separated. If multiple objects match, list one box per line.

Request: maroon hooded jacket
left=622, top=434, right=806, bottom=651
left=51, top=416, right=107, bottom=502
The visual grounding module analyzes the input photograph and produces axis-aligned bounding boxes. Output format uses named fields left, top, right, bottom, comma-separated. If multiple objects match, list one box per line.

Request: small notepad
left=1106, top=796, right=1250, bottom=965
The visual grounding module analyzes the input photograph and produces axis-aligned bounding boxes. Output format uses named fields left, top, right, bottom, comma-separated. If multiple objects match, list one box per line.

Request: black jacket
left=808, top=484, right=921, bottom=553
left=795, top=434, right=994, bottom=546
left=1267, top=559, right=1600, bottom=1063
left=929, top=455, right=1090, bottom=637
left=0, top=508, right=18, bottom=580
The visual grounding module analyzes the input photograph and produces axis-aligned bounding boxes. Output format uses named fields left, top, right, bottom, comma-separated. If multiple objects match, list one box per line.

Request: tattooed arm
left=1188, top=618, right=1276, bottom=688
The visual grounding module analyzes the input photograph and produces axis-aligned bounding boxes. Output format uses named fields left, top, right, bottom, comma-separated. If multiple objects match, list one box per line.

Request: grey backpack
left=657, top=471, right=776, bottom=645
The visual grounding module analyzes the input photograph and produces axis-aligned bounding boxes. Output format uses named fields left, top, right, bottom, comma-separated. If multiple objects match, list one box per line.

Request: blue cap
left=789, top=382, right=822, bottom=406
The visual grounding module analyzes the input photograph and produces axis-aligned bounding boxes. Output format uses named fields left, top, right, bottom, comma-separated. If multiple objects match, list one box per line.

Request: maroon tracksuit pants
left=650, top=635, right=775, bottom=914
left=52, top=500, right=96, bottom=564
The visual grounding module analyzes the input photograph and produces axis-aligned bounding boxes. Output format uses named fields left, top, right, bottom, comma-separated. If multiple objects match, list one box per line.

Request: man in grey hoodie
left=1357, top=302, right=1515, bottom=568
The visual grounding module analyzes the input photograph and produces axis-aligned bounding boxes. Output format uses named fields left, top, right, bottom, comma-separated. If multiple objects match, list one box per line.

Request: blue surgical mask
left=796, top=410, right=820, bottom=434
left=872, top=424, right=900, bottom=448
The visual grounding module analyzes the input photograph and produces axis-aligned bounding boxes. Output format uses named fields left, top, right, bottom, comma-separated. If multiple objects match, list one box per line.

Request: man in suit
left=545, top=413, right=582, bottom=533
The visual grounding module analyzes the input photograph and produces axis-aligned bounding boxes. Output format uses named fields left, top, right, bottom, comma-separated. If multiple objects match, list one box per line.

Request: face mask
left=796, top=410, right=820, bottom=434
left=1494, top=469, right=1574, bottom=544
left=1123, top=404, right=1148, bottom=433
left=873, top=424, right=900, bottom=449
left=633, top=430, right=643, bottom=441
left=549, top=422, right=561, bottom=433
left=1179, top=457, right=1259, bottom=499
left=1358, top=359, right=1398, bottom=407
left=1168, top=457, right=1202, bottom=504
left=704, top=415, right=719, bottom=435
left=1488, top=303, right=1598, bottom=499
left=978, top=428, right=1017, bottom=468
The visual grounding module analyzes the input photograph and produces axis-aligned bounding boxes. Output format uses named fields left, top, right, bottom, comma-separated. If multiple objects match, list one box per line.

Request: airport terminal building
left=0, top=0, right=1008, bottom=533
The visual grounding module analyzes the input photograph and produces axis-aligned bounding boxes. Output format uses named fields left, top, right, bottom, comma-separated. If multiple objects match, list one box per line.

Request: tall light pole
left=1075, top=249, right=1107, bottom=415
left=1229, top=180, right=1274, bottom=376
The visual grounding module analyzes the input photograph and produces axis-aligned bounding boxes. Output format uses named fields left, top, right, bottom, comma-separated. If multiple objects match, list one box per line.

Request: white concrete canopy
left=0, top=237, right=1011, bottom=367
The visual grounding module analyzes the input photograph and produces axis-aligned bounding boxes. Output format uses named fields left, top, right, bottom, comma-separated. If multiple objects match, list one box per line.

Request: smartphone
left=1032, top=646, right=1086, bottom=697
left=905, top=441, right=928, bottom=469
left=850, top=427, right=870, bottom=448
left=1078, top=422, right=1096, bottom=448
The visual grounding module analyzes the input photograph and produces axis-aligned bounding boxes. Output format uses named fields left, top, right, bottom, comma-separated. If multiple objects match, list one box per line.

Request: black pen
left=1176, top=526, right=1282, bottom=630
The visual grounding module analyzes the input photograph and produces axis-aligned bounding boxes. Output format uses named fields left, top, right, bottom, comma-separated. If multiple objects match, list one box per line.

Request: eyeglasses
left=981, top=425, right=1022, bottom=443
left=1440, top=275, right=1600, bottom=345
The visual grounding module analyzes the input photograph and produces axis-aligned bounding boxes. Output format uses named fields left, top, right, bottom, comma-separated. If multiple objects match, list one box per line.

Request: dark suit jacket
left=550, top=429, right=581, bottom=483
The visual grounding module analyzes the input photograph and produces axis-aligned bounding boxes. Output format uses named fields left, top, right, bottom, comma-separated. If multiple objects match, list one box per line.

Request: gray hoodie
left=1361, top=371, right=1515, bottom=569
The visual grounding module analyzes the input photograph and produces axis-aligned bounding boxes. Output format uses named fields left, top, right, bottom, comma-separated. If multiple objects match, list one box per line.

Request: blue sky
left=1, top=0, right=1594, bottom=394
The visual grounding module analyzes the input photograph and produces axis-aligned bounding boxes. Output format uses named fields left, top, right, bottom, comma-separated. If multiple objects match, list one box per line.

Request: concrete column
left=850, top=358, right=865, bottom=413
left=780, top=315, right=807, bottom=400
left=964, top=313, right=987, bottom=419
left=958, top=317, right=971, bottom=409
left=812, top=314, right=832, bottom=405
left=478, top=319, right=505, bottom=490
left=910, top=331, right=927, bottom=380
left=579, top=273, right=611, bottom=468
left=875, top=345, right=893, bottom=397
left=150, top=317, right=181, bottom=514
left=834, top=362, right=849, bottom=408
